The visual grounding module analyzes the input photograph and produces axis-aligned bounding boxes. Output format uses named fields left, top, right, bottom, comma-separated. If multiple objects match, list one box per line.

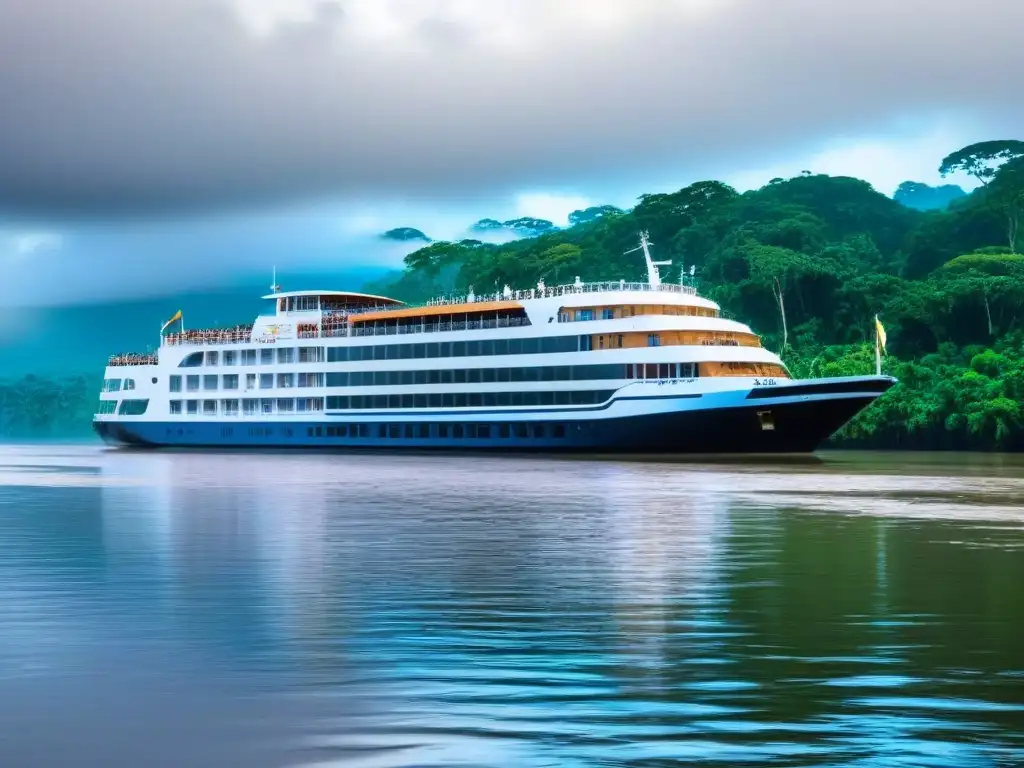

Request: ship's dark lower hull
left=94, top=378, right=895, bottom=454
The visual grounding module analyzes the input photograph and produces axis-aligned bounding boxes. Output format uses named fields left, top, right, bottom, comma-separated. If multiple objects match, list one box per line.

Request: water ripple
left=0, top=446, right=1022, bottom=767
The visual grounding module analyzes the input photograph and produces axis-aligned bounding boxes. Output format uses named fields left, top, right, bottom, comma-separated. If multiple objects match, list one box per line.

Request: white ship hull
left=94, top=375, right=894, bottom=452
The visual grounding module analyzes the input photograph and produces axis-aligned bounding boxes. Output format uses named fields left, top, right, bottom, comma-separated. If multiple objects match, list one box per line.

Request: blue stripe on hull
left=94, top=390, right=887, bottom=454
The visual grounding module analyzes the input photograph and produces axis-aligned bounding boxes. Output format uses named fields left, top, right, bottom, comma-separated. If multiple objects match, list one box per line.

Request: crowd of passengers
left=108, top=352, right=158, bottom=366
left=321, top=312, right=349, bottom=325
left=163, top=324, right=254, bottom=345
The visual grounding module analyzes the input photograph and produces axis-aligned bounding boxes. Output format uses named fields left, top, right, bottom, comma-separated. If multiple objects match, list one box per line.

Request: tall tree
left=939, top=140, right=1024, bottom=187
left=987, top=157, right=1024, bottom=253
left=935, top=250, right=1024, bottom=339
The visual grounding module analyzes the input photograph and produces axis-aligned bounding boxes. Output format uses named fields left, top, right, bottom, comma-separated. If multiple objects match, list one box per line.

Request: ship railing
left=349, top=316, right=530, bottom=338
left=108, top=353, right=159, bottom=366
left=426, top=281, right=696, bottom=307
left=321, top=302, right=396, bottom=314
left=161, top=326, right=255, bottom=346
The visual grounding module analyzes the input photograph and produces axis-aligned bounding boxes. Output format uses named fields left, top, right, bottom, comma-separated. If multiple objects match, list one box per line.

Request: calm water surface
left=1, top=445, right=1023, bottom=767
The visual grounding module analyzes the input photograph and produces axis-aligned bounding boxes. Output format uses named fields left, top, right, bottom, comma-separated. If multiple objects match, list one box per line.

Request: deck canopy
left=263, top=290, right=404, bottom=313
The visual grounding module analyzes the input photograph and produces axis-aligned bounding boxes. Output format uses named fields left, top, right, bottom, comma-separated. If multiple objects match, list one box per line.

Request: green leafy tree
left=568, top=205, right=624, bottom=227
left=986, top=156, right=1024, bottom=252
left=939, top=140, right=1024, bottom=187
left=935, top=251, right=1024, bottom=339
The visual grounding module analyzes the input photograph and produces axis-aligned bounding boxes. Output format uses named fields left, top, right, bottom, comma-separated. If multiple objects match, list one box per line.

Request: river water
left=0, top=445, right=1022, bottom=767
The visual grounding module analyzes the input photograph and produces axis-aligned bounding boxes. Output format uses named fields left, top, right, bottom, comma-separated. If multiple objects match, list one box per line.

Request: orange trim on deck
left=560, top=304, right=719, bottom=320
left=590, top=330, right=762, bottom=349
left=351, top=301, right=524, bottom=323
left=700, top=362, right=789, bottom=378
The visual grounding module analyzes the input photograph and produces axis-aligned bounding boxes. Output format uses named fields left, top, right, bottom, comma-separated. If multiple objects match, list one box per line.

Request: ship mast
left=625, top=231, right=672, bottom=287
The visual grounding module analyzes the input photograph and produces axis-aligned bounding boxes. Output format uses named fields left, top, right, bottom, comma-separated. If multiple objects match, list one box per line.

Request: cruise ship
left=93, top=234, right=895, bottom=452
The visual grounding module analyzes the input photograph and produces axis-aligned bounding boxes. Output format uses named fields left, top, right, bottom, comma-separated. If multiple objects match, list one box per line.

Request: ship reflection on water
left=1, top=446, right=1023, bottom=767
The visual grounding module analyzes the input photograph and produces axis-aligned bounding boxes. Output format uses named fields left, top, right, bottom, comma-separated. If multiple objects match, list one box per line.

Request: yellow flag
left=161, top=309, right=182, bottom=333
left=875, top=315, right=887, bottom=354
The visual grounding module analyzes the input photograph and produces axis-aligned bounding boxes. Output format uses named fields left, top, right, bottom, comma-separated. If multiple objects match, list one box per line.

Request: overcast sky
left=1, top=0, right=1022, bottom=306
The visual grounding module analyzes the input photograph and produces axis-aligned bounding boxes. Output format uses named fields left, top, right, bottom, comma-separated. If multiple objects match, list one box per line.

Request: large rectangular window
left=260, top=348, right=274, bottom=365
left=277, top=373, right=294, bottom=388
left=169, top=400, right=182, bottom=415
left=297, top=372, right=324, bottom=387
left=203, top=400, right=217, bottom=415
left=259, top=373, right=274, bottom=389
left=186, top=375, right=200, bottom=392
left=205, top=351, right=219, bottom=366
left=298, top=346, right=325, bottom=363
left=203, top=375, right=218, bottom=391
left=169, top=375, right=182, bottom=393
left=223, top=350, right=237, bottom=366
left=221, top=399, right=239, bottom=416
left=223, top=374, right=239, bottom=390
left=296, top=397, right=324, bottom=413
left=120, top=397, right=145, bottom=416
left=277, top=347, right=295, bottom=364
left=102, top=378, right=122, bottom=393
left=242, top=349, right=257, bottom=365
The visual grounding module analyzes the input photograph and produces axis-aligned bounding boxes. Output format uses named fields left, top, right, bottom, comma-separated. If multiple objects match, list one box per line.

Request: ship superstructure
left=94, top=234, right=894, bottom=452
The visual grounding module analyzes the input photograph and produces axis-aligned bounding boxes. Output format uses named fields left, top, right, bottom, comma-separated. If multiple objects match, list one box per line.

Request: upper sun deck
left=262, top=290, right=404, bottom=313
left=105, top=231, right=716, bottom=364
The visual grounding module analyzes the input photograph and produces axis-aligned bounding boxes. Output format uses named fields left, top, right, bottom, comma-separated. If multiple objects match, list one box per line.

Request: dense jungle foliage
left=3, top=140, right=1023, bottom=448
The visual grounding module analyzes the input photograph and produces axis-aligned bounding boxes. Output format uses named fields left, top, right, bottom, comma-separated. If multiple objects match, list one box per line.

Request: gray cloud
left=0, top=0, right=1022, bottom=218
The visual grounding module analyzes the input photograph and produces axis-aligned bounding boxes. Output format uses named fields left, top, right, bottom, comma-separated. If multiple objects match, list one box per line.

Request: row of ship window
left=217, top=423, right=579, bottom=440
left=95, top=399, right=148, bottom=415
left=170, top=372, right=324, bottom=392
left=178, top=336, right=593, bottom=368
left=178, top=347, right=327, bottom=367
left=100, top=389, right=619, bottom=418
left=102, top=378, right=136, bottom=393
left=166, top=363, right=697, bottom=392
left=304, top=422, right=574, bottom=440
left=325, top=390, right=614, bottom=409
left=168, top=399, right=324, bottom=416
left=163, top=390, right=614, bottom=415
left=325, top=363, right=694, bottom=386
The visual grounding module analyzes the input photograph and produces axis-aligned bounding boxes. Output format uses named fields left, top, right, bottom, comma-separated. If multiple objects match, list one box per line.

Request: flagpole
left=874, top=314, right=881, bottom=376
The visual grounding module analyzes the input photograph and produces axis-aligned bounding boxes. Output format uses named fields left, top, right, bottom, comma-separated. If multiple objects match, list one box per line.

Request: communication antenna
left=625, top=231, right=671, bottom=287
left=270, top=267, right=281, bottom=294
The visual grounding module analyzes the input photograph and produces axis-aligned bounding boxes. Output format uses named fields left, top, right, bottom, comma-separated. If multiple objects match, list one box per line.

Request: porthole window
left=151, top=377, right=158, bottom=384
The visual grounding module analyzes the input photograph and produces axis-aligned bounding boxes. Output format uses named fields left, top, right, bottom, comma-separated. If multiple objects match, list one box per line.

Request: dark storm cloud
left=0, top=0, right=1021, bottom=218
